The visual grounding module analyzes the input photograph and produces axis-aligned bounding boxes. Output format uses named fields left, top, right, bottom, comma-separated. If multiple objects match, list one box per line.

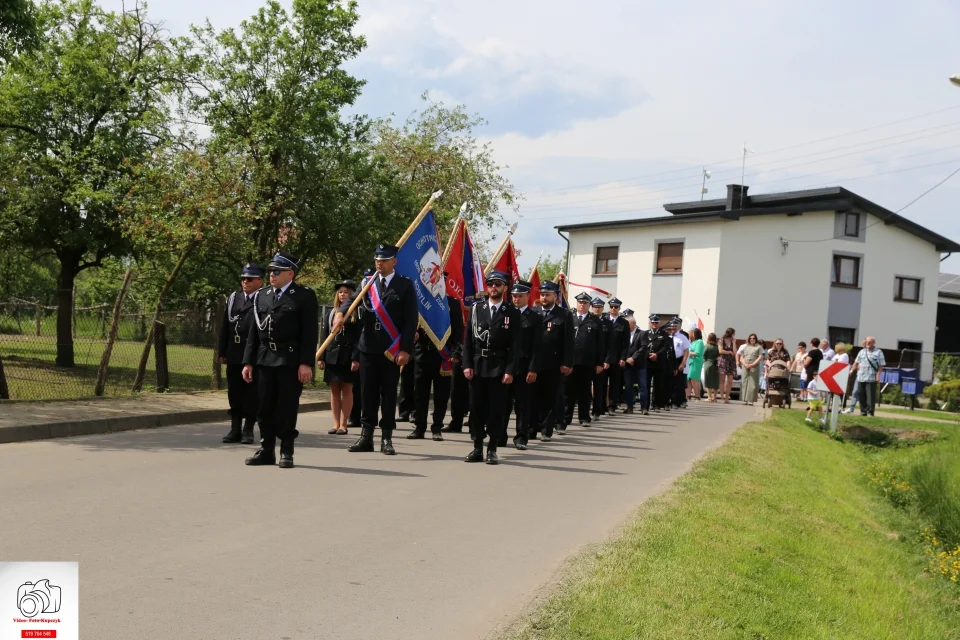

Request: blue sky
left=103, top=0, right=960, bottom=272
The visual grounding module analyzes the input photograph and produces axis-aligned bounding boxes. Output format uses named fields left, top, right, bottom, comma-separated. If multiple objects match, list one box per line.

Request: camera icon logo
left=17, top=579, right=61, bottom=618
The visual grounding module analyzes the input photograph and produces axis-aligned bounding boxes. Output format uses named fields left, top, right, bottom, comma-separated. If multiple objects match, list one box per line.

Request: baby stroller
left=763, top=356, right=792, bottom=409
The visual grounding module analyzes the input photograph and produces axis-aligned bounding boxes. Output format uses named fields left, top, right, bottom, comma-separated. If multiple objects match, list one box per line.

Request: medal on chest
left=547, top=321, right=552, bottom=332
left=504, top=316, right=510, bottom=327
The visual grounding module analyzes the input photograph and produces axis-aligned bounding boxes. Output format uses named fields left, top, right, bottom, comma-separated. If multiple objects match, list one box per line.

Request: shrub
left=924, top=379, right=960, bottom=413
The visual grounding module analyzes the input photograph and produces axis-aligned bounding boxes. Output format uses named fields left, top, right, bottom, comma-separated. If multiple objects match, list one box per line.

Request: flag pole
left=316, top=190, right=443, bottom=360
left=483, top=222, right=518, bottom=277
left=528, top=251, right=543, bottom=280
left=440, top=203, right=468, bottom=268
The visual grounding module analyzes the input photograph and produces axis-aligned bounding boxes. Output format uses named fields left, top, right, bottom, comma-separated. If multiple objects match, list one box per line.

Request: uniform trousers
left=608, top=363, right=623, bottom=409
left=349, top=381, right=362, bottom=425
left=448, top=360, right=470, bottom=429
left=359, top=351, right=401, bottom=435
left=469, top=376, right=508, bottom=450
left=650, top=365, right=670, bottom=410
left=511, top=360, right=534, bottom=444
left=413, top=350, right=452, bottom=434
left=673, top=369, right=687, bottom=406
left=256, top=365, right=303, bottom=449
left=624, top=366, right=649, bottom=410
left=227, top=363, right=258, bottom=420
left=536, top=369, right=564, bottom=437
left=565, top=365, right=594, bottom=424
left=397, top=362, right=415, bottom=419
left=592, top=368, right=609, bottom=416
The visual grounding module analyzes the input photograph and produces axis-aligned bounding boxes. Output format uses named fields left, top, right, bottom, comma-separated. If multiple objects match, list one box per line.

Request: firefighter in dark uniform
left=242, top=253, right=319, bottom=469
left=462, top=270, right=521, bottom=465
left=534, top=281, right=573, bottom=442
left=397, top=355, right=415, bottom=422
left=443, top=311, right=470, bottom=433
left=623, top=311, right=652, bottom=415
left=565, top=292, right=604, bottom=430
left=218, top=263, right=264, bottom=444
left=590, top=297, right=611, bottom=419
left=336, top=243, right=418, bottom=456
left=606, top=297, right=629, bottom=413
left=507, top=280, right=543, bottom=450
left=646, top=314, right=673, bottom=412
left=408, top=278, right=464, bottom=441
left=346, top=268, right=375, bottom=429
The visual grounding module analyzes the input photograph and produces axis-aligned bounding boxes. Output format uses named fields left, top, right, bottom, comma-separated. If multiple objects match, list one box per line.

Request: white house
left=557, top=184, right=960, bottom=380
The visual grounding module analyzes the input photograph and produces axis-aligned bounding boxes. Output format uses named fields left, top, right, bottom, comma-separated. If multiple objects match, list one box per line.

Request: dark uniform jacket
left=462, top=299, right=522, bottom=378
left=243, top=282, right=320, bottom=368
left=646, top=327, right=673, bottom=369
left=343, top=273, right=418, bottom=356
left=218, top=289, right=257, bottom=365
left=318, top=307, right=361, bottom=366
left=608, top=315, right=630, bottom=364
left=625, top=328, right=650, bottom=368
left=516, top=306, right=544, bottom=375
left=539, top=305, right=574, bottom=371
left=414, top=296, right=464, bottom=361
left=572, top=312, right=604, bottom=367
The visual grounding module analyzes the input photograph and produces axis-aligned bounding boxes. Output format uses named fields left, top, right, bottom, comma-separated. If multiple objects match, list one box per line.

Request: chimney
left=726, top=184, right=749, bottom=210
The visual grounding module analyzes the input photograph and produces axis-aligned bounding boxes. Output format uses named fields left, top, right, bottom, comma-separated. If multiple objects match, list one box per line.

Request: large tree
left=0, top=0, right=37, bottom=60
left=0, top=0, right=186, bottom=365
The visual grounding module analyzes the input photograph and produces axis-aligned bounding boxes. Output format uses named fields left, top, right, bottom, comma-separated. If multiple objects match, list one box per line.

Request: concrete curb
left=0, top=400, right=331, bottom=445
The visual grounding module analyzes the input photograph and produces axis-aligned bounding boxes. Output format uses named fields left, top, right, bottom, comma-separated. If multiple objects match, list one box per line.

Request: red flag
left=441, top=218, right=483, bottom=325
left=491, top=238, right=521, bottom=284
left=697, top=317, right=705, bottom=331
left=529, top=267, right=541, bottom=305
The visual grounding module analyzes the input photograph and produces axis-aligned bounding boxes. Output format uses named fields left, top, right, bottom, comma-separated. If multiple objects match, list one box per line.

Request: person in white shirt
left=670, top=319, right=690, bottom=408
left=821, top=340, right=836, bottom=361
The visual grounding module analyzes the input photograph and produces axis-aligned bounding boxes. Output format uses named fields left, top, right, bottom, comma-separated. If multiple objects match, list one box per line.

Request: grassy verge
left=878, top=407, right=960, bottom=422
left=505, top=410, right=960, bottom=640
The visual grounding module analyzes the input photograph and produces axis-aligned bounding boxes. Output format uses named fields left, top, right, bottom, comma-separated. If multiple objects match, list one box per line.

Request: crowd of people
left=216, top=247, right=887, bottom=469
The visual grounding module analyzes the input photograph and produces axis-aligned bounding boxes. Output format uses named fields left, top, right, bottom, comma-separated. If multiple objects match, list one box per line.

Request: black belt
left=267, top=340, right=299, bottom=353
left=479, top=348, right=505, bottom=358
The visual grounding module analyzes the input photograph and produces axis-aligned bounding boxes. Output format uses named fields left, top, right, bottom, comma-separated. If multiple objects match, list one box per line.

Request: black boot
left=348, top=426, right=375, bottom=452
left=485, top=446, right=499, bottom=465
left=240, top=418, right=255, bottom=444
left=464, top=445, right=484, bottom=462
left=279, top=438, right=294, bottom=469
left=245, top=445, right=276, bottom=466
left=441, top=420, right=463, bottom=433
left=222, top=416, right=242, bottom=443
left=381, top=430, right=397, bottom=455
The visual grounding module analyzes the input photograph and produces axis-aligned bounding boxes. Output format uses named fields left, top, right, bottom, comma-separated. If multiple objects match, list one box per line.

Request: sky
left=102, top=0, right=960, bottom=274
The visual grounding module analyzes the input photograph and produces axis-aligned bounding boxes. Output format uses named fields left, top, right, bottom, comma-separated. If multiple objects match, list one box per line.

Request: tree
left=0, top=0, right=186, bottom=366
left=538, top=252, right=567, bottom=282
left=372, top=94, right=519, bottom=239
left=0, top=0, right=38, bottom=60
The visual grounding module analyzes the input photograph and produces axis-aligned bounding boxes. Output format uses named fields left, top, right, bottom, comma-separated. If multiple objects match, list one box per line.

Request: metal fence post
left=34, top=302, right=42, bottom=337
left=0, top=354, right=9, bottom=400
left=155, top=322, right=169, bottom=393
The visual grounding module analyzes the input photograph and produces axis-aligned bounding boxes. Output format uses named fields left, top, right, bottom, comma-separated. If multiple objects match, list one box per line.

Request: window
left=895, top=276, right=921, bottom=302
left=898, top=341, right=922, bottom=371
left=829, top=327, right=856, bottom=348
left=832, top=255, right=860, bottom=287
left=844, top=212, right=860, bottom=237
left=656, top=242, right=684, bottom=273
left=594, top=246, right=618, bottom=275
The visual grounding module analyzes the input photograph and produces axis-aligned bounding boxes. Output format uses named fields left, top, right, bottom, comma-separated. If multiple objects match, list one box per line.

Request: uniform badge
left=547, top=321, right=552, bottom=332
left=504, top=316, right=510, bottom=326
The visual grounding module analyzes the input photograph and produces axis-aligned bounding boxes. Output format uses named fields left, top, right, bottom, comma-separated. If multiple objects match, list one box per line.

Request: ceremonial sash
left=368, top=279, right=402, bottom=361
left=440, top=345, right=453, bottom=376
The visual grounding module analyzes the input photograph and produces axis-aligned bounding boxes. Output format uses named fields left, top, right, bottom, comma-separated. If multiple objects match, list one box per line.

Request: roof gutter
left=557, top=229, right=570, bottom=274
left=942, top=252, right=953, bottom=263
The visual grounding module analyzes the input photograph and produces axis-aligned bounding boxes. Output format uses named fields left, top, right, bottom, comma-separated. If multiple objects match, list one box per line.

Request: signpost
left=816, top=361, right=850, bottom=433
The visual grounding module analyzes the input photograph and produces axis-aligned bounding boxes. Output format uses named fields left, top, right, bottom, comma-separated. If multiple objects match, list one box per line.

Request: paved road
left=0, top=401, right=754, bottom=639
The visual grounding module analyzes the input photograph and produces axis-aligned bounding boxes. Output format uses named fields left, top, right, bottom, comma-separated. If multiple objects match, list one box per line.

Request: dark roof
left=556, top=185, right=960, bottom=253
left=939, top=272, right=960, bottom=299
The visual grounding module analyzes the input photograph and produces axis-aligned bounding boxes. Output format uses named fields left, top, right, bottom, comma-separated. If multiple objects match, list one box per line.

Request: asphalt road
left=0, top=401, right=754, bottom=639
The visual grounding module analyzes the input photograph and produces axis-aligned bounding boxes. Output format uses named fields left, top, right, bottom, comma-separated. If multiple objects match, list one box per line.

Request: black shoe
left=381, top=439, right=397, bottom=455
left=348, top=428, right=375, bottom=453
left=486, top=450, right=499, bottom=465
left=541, top=434, right=552, bottom=442
left=497, top=437, right=508, bottom=448
left=245, top=449, right=276, bottom=466
left=515, top=441, right=527, bottom=450
left=406, top=431, right=425, bottom=439
left=240, top=419, right=255, bottom=444
left=464, top=448, right=484, bottom=462
left=556, top=427, right=567, bottom=435
left=223, top=417, right=243, bottom=443
left=432, top=433, right=444, bottom=441
left=624, top=407, right=634, bottom=414
left=441, top=424, right=463, bottom=433
left=398, top=413, right=411, bottom=422
left=278, top=454, right=294, bottom=469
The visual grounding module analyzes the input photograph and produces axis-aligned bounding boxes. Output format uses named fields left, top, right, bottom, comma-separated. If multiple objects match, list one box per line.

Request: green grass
left=504, top=410, right=960, bottom=640
left=0, top=335, right=215, bottom=400
left=880, top=407, right=960, bottom=422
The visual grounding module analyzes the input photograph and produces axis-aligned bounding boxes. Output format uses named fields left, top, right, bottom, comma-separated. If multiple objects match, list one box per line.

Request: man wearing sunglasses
left=462, top=270, right=522, bottom=464
left=242, top=253, right=319, bottom=469
left=218, top=263, right=264, bottom=444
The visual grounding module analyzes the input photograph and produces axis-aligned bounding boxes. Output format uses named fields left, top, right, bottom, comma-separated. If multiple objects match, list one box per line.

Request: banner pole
left=483, top=223, right=518, bottom=277
left=528, top=251, right=543, bottom=280
left=316, top=190, right=443, bottom=360
left=440, top=204, right=467, bottom=268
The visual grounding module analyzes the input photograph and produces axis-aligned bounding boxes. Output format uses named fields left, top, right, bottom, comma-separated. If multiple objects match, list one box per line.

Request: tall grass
left=909, top=437, right=960, bottom=549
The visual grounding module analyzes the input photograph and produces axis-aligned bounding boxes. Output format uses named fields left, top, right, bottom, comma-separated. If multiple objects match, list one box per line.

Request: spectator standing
left=718, top=328, right=737, bottom=404
left=687, top=328, right=704, bottom=402
left=792, top=341, right=807, bottom=399
left=843, top=339, right=868, bottom=413
left=821, top=340, right=836, bottom=361
left=702, top=333, right=720, bottom=402
left=851, top=336, right=885, bottom=417
left=802, top=337, right=824, bottom=400
left=740, top=333, right=764, bottom=405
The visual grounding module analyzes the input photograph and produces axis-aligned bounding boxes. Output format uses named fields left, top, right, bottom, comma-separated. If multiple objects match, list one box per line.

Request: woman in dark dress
left=718, top=327, right=737, bottom=404
left=318, top=280, right=361, bottom=434
left=702, top=333, right=720, bottom=402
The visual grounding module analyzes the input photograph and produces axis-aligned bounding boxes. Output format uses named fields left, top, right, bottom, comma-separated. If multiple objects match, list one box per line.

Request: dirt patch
left=840, top=424, right=938, bottom=445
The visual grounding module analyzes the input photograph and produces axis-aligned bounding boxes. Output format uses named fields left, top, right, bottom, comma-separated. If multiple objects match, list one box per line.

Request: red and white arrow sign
left=816, top=361, right=850, bottom=395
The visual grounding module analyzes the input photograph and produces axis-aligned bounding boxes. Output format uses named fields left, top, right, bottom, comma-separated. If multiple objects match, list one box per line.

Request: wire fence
left=0, top=297, right=219, bottom=400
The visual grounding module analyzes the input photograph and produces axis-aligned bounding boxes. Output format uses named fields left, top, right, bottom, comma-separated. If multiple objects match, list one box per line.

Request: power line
left=525, top=103, right=960, bottom=197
